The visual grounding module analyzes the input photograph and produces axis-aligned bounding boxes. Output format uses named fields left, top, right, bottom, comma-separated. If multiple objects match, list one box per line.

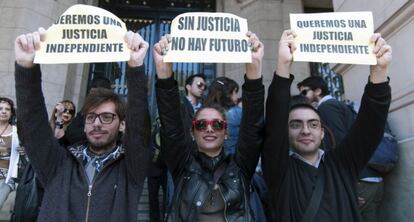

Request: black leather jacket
left=156, top=76, right=264, bottom=222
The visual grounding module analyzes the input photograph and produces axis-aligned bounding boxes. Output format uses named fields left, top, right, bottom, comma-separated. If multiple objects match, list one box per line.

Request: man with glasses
left=181, top=74, right=206, bottom=134
left=297, top=76, right=354, bottom=149
left=262, top=30, right=392, bottom=222
left=14, top=28, right=150, bottom=221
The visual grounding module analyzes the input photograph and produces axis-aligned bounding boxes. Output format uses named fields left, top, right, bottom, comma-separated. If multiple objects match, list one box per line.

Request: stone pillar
left=216, top=0, right=309, bottom=95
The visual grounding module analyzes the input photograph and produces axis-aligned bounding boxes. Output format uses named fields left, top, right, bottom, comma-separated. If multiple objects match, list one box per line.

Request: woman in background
left=49, top=100, right=76, bottom=146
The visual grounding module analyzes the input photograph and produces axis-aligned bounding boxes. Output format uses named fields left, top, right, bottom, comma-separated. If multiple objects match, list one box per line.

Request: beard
left=87, top=129, right=119, bottom=153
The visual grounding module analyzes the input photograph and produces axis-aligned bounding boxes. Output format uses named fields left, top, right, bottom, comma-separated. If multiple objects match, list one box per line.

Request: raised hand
left=15, top=27, right=46, bottom=68
left=276, top=30, right=297, bottom=78
left=124, top=31, right=149, bottom=67
left=246, top=31, right=264, bottom=80
left=370, top=33, right=392, bottom=83
left=153, top=35, right=173, bottom=79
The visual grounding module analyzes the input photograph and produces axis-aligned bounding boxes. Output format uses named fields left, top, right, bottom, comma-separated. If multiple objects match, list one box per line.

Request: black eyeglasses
left=85, top=112, right=117, bottom=124
left=192, top=119, right=227, bottom=131
left=289, top=120, right=321, bottom=130
left=196, top=81, right=206, bottom=90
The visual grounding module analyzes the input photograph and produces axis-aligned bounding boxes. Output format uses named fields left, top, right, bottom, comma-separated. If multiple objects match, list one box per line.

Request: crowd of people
left=0, top=23, right=393, bottom=222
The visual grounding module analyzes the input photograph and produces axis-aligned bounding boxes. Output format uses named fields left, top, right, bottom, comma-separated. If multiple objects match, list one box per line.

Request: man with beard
left=14, top=27, right=150, bottom=221
left=262, top=30, right=392, bottom=222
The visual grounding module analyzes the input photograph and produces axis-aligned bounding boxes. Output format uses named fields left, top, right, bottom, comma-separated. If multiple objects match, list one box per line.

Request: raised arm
left=14, top=28, right=64, bottom=186
left=153, top=35, right=191, bottom=176
left=334, top=33, right=392, bottom=176
left=122, top=31, right=151, bottom=186
left=262, top=30, right=296, bottom=192
left=234, top=32, right=265, bottom=179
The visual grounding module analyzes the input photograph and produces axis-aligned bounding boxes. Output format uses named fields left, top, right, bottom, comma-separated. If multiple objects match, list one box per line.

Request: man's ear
left=314, top=88, right=322, bottom=97
left=185, top=84, right=191, bottom=92
left=119, top=120, right=126, bottom=132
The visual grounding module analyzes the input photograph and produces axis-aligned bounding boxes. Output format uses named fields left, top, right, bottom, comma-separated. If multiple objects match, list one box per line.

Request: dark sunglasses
left=63, top=108, right=75, bottom=115
left=192, top=119, right=227, bottom=131
left=196, top=81, right=206, bottom=90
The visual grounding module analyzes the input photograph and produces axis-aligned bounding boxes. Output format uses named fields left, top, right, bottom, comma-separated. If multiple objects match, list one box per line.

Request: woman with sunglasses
left=204, top=77, right=241, bottom=155
left=153, top=31, right=264, bottom=222
left=49, top=100, right=76, bottom=146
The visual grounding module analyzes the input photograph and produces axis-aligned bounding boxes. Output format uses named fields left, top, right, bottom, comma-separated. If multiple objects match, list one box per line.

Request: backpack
left=344, top=100, right=399, bottom=175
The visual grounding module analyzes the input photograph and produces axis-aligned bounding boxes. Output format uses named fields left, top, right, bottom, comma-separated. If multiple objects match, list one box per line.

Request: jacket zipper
left=80, top=158, right=118, bottom=222
left=218, top=186, right=229, bottom=222
left=85, top=184, right=93, bottom=222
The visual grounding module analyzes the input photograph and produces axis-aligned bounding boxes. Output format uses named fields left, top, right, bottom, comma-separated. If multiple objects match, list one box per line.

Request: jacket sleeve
left=123, top=65, right=150, bottom=187
left=156, top=76, right=192, bottom=177
left=333, top=80, right=391, bottom=178
left=15, top=63, right=65, bottom=186
left=262, top=74, right=294, bottom=194
left=234, top=76, right=264, bottom=180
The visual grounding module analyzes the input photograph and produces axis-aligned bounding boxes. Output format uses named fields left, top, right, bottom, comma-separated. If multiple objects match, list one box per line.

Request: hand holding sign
left=153, top=35, right=173, bottom=79
left=370, top=33, right=392, bottom=83
left=246, top=32, right=264, bottom=80
left=124, top=31, right=149, bottom=67
left=276, top=30, right=297, bottom=78
left=15, top=27, right=46, bottom=68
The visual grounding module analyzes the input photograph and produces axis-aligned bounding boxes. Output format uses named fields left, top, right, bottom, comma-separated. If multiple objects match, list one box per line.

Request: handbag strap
left=301, top=167, right=325, bottom=222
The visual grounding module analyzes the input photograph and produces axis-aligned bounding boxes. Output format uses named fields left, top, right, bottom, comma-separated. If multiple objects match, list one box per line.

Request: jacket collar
left=195, top=148, right=228, bottom=172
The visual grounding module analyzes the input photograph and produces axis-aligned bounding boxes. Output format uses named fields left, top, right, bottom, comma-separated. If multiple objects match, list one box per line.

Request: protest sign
left=163, top=12, right=251, bottom=63
left=290, top=11, right=376, bottom=65
left=34, top=4, right=129, bottom=64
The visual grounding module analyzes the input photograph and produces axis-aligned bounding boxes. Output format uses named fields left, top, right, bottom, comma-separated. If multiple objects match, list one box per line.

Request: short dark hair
left=289, top=102, right=321, bottom=119
left=297, top=76, right=329, bottom=96
left=90, top=77, right=111, bottom=90
left=204, top=77, right=239, bottom=110
left=184, top=74, right=206, bottom=95
left=0, top=97, right=16, bottom=124
left=81, top=88, right=126, bottom=121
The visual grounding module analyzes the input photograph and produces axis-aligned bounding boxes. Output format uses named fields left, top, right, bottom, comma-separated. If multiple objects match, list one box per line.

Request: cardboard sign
left=163, top=12, right=251, bottom=63
left=34, top=4, right=129, bottom=64
left=290, top=12, right=376, bottom=65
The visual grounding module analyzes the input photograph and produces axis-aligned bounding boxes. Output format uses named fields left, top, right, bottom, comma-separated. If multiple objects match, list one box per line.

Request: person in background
left=0, top=97, right=20, bottom=218
left=181, top=74, right=206, bottom=135
left=49, top=100, right=76, bottom=146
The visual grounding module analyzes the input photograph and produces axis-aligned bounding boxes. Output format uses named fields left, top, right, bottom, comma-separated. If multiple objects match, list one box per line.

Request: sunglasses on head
left=192, top=119, right=227, bottom=131
left=196, top=81, right=206, bottom=90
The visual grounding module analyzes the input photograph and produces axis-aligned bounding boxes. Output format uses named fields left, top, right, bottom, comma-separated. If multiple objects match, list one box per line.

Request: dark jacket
left=156, top=76, right=264, bottom=222
left=15, top=64, right=149, bottom=222
left=262, top=74, right=391, bottom=222
left=180, top=95, right=195, bottom=130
